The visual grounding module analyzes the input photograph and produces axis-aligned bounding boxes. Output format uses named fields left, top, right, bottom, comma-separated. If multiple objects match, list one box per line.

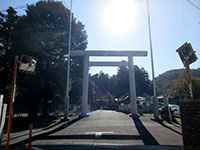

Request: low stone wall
left=180, top=101, right=200, bottom=150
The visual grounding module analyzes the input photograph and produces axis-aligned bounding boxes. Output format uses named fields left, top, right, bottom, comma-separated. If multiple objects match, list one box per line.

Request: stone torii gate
left=71, top=50, right=147, bottom=116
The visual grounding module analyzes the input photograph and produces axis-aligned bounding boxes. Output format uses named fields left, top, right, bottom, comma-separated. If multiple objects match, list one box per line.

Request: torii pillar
left=81, top=55, right=89, bottom=116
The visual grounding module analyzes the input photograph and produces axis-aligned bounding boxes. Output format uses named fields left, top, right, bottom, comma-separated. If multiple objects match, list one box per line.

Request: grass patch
left=175, top=117, right=182, bottom=125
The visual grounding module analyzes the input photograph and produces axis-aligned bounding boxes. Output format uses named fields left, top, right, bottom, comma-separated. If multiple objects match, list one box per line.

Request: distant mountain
left=156, top=68, right=200, bottom=95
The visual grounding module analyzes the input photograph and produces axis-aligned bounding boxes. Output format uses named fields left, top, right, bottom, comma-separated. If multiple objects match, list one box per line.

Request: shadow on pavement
left=132, top=116, right=160, bottom=145
left=33, top=116, right=82, bottom=140
left=158, top=122, right=182, bottom=135
left=9, top=116, right=82, bottom=148
left=1, top=129, right=42, bottom=143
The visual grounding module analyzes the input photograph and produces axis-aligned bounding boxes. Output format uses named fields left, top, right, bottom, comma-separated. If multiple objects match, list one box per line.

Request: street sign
left=176, top=42, right=198, bottom=66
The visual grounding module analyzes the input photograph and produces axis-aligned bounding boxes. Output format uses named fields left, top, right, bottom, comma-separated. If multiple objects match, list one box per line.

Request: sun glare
left=103, top=0, right=137, bottom=35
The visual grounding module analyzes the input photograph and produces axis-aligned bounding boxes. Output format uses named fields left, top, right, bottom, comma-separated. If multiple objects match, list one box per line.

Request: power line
left=186, top=0, right=200, bottom=11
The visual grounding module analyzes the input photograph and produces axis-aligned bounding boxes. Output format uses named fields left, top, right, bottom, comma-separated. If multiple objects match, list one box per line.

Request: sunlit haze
left=102, top=0, right=137, bottom=35
left=0, top=0, right=200, bottom=77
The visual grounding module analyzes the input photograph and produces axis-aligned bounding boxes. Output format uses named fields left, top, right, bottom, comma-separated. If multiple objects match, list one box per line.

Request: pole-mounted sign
left=19, top=55, right=37, bottom=74
left=176, top=42, right=198, bottom=67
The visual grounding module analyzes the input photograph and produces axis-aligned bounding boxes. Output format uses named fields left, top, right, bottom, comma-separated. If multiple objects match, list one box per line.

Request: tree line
left=0, top=0, right=153, bottom=118
left=89, top=64, right=153, bottom=100
left=0, top=1, right=87, bottom=117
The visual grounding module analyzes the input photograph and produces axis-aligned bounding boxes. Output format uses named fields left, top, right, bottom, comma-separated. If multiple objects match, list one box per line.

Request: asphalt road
left=33, top=110, right=143, bottom=146
left=28, top=110, right=183, bottom=150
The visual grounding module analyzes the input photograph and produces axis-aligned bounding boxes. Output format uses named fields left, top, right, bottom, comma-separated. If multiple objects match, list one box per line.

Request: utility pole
left=146, top=0, right=159, bottom=120
left=65, top=0, right=73, bottom=117
left=176, top=42, right=198, bottom=149
left=176, top=42, right=197, bottom=100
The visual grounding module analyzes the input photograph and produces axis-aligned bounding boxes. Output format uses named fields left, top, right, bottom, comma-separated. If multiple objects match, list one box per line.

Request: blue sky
left=1, top=0, right=200, bottom=78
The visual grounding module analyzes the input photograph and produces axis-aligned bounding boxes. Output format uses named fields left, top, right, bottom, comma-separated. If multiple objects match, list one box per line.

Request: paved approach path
left=31, top=110, right=183, bottom=149
left=33, top=110, right=142, bottom=145
left=53, top=110, right=139, bottom=135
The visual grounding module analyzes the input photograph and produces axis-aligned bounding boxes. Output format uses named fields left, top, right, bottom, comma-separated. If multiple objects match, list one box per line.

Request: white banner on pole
left=0, top=104, right=7, bottom=136
left=0, top=95, right=3, bottom=121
